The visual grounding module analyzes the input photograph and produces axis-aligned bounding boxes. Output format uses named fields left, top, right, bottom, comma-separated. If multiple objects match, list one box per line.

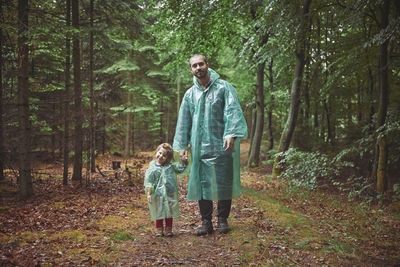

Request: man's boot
left=196, top=219, right=213, bottom=236
left=217, top=217, right=231, bottom=234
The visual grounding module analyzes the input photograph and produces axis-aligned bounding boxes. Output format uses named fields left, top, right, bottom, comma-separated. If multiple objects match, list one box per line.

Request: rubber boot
left=165, top=226, right=173, bottom=237
left=196, top=219, right=214, bottom=236
left=217, top=217, right=231, bottom=234
left=155, top=227, right=164, bottom=237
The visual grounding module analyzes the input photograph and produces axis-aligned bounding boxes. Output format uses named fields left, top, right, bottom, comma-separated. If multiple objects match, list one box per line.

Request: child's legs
left=165, top=218, right=173, bottom=227
left=155, top=219, right=163, bottom=228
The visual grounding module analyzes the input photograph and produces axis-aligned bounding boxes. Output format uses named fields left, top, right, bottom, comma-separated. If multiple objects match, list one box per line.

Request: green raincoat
left=144, top=160, right=187, bottom=221
left=173, top=68, right=248, bottom=201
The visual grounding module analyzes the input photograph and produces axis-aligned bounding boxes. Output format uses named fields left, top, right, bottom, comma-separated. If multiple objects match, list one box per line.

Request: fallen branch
left=96, top=165, right=107, bottom=178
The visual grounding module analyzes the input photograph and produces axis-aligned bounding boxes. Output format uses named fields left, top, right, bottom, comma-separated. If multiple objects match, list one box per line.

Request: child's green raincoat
left=173, top=68, right=248, bottom=201
left=144, top=160, right=187, bottom=221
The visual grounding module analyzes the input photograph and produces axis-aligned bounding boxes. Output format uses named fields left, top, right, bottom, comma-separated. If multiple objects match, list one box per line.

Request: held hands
left=147, top=194, right=152, bottom=203
left=223, top=137, right=235, bottom=151
left=179, top=150, right=188, bottom=164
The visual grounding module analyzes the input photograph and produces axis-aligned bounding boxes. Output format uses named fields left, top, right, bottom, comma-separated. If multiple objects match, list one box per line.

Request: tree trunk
left=89, top=0, right=95, bottom=172
left=0, top=0, right=4, bottom=182
left=131, top=112, right=135, bottom=154
left=177, top=75, right=182, bottom=115
left=248, top=106, right=256, bottom=157
left=71, top=0, right=83, bottom=181
left=159, top=97, right=164, bottom=142
left=267, top=58, right=274, bottom=151
left=272, top=0, right=312, bottom=177
left=101, top=95, right=106, bottom=155
left=367, top=67, right=375, bottom=123
left=323, top=99, right=332, bottom=143
left=375, top=0, right=390, bottom=193
left=248, top=62, right=265, bottom=167
left=17, top=0, right=32, bottom=199
left=124, top=91, right=132, bottom=158
left=63, top=0, right=71, bottom=185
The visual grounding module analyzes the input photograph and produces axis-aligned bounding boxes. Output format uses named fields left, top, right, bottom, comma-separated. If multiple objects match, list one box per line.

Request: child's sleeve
left=143, top=167, right=156, bottom=194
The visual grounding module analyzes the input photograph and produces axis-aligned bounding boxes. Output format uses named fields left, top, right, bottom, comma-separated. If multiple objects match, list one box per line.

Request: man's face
left=189, top=55, right=209, bottom=79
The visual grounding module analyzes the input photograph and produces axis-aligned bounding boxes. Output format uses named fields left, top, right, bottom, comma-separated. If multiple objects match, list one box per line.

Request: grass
left=110, top=230, right=136, bottom=242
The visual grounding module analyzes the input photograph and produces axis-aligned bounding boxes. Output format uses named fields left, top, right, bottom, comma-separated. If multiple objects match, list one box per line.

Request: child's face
left=155, top=148, right=168, bottom=165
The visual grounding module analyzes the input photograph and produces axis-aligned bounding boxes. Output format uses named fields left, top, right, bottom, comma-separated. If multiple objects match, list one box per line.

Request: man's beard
left=195, top=69, right=207, bottom=79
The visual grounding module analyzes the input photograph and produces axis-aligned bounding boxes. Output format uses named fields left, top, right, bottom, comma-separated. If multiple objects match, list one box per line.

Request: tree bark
left=375, top=0, right=390, bottom=193
left=71, top=0, right=83, bottom=181
left=323, top=99, right=332, bottom=143
left=272, top=0, right=312, bottom=177
left=17, top=0, right=32, bottom=199
left=124, top=91, right=132, bottom=158
left=248, top=62, right=265, bottom=167
left=63, top=0, right=71, bottom=185
left=89, top=0, right=95, bottom=172
left=0, top=0, right=4, bottom=181
left=267, top=58, right=274, bottom=151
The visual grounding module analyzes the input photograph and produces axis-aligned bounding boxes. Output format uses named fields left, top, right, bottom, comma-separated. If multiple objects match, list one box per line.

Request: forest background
left=0, top=0, right=400, bottom=265
left=2, top=0, right=399, bottom=200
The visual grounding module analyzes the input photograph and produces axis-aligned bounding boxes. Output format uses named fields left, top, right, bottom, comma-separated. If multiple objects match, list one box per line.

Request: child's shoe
left=155, top=227, right=164, bottom=237
left=165, top=227, right=173, bottom=237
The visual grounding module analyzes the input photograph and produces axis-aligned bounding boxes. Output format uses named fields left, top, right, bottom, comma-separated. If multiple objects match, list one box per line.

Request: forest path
left=0, top=143, right=399, bottom=266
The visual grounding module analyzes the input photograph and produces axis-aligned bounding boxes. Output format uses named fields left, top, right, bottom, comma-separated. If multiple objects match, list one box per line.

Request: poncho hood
left=193, top=68, right=220, bottom=90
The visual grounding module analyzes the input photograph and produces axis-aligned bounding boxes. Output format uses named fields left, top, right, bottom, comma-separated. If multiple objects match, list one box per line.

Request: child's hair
left=155, top=143, right=174, bottom=165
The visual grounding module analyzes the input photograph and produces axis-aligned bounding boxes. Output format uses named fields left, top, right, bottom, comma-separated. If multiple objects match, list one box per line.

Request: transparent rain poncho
left=144, top=160, right=187, bottom=221
left=173, top=68, right=248, bottom=201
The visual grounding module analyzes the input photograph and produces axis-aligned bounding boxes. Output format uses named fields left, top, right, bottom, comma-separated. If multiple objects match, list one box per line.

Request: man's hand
left=180, top=150, right=188, bottom=164
left=147, top=194, right=152, bottom=203
left=223, top=137, right=235, bottom=152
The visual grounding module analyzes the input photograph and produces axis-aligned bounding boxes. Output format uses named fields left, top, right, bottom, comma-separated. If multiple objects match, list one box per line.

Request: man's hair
left=189, top=54, right=207, bottom=66
left=155, top=143, right=174, bottom=164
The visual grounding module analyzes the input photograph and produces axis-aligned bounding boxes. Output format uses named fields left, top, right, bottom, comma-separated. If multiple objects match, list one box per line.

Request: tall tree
left=247, top=61, right=265, bottom=166
left=272, top=0, right=312, bottom=177
left=0, top=0, right=4, bottom=181
left=63, top=0, right=71, bottom=185
left=17, top=0, right=32, bottom=198
left=266, top=58, right=274, bottom=151
left=375, top=0, right=391, bottom=193
left=89, top=0, right=95, bottom=172
left=71, top=0, right=83, bottom=182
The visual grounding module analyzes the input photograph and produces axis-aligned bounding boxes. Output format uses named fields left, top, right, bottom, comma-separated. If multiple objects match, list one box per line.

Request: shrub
left=276, top=148, right=353, bottom=190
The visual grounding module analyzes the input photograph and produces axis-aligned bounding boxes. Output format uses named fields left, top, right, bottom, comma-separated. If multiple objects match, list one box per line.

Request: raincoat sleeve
left=223, top=83, right=248, bottom=140
left=173, top=91, right=192, bottom=151
left=143, top=164, right=157, bottom=195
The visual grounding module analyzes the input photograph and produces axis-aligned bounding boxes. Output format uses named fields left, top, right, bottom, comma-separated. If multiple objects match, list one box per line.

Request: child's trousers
left=156, top=218, right=172, bottom=228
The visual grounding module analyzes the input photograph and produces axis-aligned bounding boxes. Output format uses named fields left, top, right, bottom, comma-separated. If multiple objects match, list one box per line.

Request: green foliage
left=332, top=176, right=374, bottom=203
left=110, top=230, right=136, bottom=242
left=277, top=148, right=353, bottom=190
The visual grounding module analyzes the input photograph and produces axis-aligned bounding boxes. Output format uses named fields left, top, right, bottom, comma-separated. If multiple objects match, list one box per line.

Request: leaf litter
left=0, top=150, right=399, bottom=266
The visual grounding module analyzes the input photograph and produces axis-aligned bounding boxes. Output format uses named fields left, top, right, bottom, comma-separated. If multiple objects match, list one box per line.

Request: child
left=144, top=143, right=188, bottom=237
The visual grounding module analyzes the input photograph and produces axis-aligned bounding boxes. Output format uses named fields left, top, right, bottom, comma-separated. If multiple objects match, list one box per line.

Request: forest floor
left=1, top=143, right=400, bottom=266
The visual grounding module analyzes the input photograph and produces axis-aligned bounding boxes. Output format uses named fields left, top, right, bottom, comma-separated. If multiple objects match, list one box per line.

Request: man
left=173, top=54, right=248, bottom=235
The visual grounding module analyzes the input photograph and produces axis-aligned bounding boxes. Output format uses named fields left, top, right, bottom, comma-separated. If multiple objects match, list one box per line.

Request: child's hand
left=147, top=194, right=152, bottom=203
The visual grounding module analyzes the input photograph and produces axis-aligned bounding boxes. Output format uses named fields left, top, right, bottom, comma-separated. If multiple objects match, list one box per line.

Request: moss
left=48, top=230, right=87, bottom=243
left=96, top=206, right=148, bottom=232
